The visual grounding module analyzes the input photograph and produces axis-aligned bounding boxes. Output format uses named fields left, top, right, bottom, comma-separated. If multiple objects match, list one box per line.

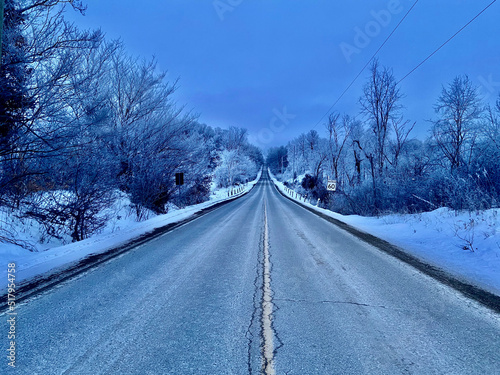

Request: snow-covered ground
left=0, top=170, right=261, bottom=292
left=270, top=171, right=500, bottom=296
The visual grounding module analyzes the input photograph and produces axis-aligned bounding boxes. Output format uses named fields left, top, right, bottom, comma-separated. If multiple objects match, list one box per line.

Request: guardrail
left=268, top=169, right=320, bottom=205
left=227, top=185, right=247, bottom=197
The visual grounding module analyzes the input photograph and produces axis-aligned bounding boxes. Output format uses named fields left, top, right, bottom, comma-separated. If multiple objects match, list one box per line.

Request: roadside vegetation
left=267, top=59, right=500, bottom=217
left=0, top=0, right=262, bottom=248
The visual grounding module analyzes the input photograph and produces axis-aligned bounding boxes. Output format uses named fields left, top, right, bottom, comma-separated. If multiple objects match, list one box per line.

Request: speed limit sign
left=327, top=179, right=337, bottom=191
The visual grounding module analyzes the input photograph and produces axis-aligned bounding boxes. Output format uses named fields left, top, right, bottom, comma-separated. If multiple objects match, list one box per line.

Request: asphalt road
left=2, top=171, right=500, bottom=374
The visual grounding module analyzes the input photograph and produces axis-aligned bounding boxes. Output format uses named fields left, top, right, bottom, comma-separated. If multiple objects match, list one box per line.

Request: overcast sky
left=65, top=0, right=500, bottom=150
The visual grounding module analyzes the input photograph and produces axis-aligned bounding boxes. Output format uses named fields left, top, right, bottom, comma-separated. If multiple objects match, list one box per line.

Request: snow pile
left=0, top=190, right=132, bottom=252
left=270, top=170, right=500, bottom=296
left=0, top=170, right=261, bottom=290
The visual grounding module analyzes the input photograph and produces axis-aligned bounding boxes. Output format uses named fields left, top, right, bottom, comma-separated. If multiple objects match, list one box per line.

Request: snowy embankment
left=269, top=170, right=500, bottom=296
left=0, top=169, right=261, bottom=292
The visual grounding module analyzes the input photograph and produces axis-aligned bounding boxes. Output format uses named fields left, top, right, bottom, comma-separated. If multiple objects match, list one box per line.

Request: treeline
left=0, top=0, right=262, bottom=245
left=267, top=59, right=500, bottom=216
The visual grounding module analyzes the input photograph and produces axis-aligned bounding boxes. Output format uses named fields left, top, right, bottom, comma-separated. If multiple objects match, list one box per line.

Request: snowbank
left=0, top=169, right=261, bottom=291
left=269, top=169, right=500, bottom=296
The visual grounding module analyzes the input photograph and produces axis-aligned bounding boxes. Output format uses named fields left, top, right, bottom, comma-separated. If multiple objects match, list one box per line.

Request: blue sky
left=64, top=1, right=500, bottom=149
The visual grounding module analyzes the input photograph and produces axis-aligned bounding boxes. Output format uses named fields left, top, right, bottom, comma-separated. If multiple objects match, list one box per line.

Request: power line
left=397, top=0, right=497, bottom=84
left=312, top=0, right=420, bottom=129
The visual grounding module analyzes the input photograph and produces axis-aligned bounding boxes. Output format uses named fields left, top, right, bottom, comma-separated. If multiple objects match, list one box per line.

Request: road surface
left=2, top=171, right=500, bottom=374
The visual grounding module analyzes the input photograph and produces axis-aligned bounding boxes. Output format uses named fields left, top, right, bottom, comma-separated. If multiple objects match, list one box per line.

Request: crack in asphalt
left=246, top=202, right=283, bottom=375
left=273, top=297, right=431, bottom=313
left=265, top=224, right=284, bottom=375
left=274, top=297, right=390, bottom=309
left=245, top=224, right=263, bottom=375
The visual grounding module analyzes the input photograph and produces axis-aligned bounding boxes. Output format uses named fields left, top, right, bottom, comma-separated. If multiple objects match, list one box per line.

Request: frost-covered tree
left=215, top=149, right=257, bottom=188
left=388, top=117, right=415, bottom=168
left=0, top=0, right=103, bottom=201
left=326, top=113, right=351, bottom=183
left=0, top=0, right=31, bottom=155
left=0, top=0, right=34, bottom=203
left=431, top=75, right=483, bottom=172
left=359, top=59, right=402, bottom=175
left=20, top=38, right=120, bottom=241
left=0, top=1, right=265, bottom=247
left=222, top=126, right=248, bottom=151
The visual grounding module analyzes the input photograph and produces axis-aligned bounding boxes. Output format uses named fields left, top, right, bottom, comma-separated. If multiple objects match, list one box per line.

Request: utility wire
left=397, top=0, right=497, bottom=84
left=313, top=0, right=420, bottom=129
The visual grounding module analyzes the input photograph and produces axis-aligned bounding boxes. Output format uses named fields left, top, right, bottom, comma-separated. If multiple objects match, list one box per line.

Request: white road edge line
left=262, top=204, right=276, bottom=375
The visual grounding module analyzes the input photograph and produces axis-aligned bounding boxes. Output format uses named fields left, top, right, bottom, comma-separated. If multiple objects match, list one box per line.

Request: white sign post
left=327, top=179, right=337, bottom=192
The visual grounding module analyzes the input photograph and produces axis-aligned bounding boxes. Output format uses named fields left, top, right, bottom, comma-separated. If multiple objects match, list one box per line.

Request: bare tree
left=484, top=99, right=500, bottom=152
left=359, top=59, right=402, bottom=175
left=18, top=0, right=85, bottom=14
left=432, top=75, right=483, bottom=172
left=223, top=126, right=248, bottom=151
left=388, top=117, right=415, bottom=168
left=326, top=112, right=351, bottom=182
left=105, top=48, right=186, bottom=184
left=2, top=1, right=102, bottom=154
left=346, top=118, right=365, bottom=186
left=0, top=0, right=104, bottom=205
left=306, top=129, right=319, bottom=151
